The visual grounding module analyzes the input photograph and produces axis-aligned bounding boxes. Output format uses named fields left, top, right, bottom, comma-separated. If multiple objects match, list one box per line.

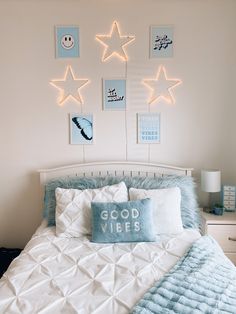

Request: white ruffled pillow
left=56, top=182, right=128, bottom=237
left=129, top=187, right=183, bottom=234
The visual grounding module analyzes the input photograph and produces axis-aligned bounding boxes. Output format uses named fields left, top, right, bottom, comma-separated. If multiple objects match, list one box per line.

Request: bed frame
left=38, top=161, right=193, bottom=188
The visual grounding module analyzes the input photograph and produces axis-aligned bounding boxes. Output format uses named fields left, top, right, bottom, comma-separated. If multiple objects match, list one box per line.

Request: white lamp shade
left=201, top=170, right=221, bottom=193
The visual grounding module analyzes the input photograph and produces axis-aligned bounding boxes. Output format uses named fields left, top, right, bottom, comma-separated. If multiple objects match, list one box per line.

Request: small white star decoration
left=50, top=66, right=89, bottom=106
left=96, top=21, right=135, bottom=62
left=143, top=66, right=182, bottom=105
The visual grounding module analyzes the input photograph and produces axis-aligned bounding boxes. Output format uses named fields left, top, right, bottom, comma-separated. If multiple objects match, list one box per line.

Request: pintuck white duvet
left=0, top=222, right=200, bottom=314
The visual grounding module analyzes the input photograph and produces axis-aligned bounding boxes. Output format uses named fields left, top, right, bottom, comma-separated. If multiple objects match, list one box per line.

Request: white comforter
left=0, top=222, right=201, bottom=314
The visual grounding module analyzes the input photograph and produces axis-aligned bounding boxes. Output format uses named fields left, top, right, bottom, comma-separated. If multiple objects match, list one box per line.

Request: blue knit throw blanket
left=131, top=236, right=236, bottom=314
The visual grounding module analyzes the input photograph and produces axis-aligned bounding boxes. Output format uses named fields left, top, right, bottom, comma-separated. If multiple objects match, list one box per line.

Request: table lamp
left=201, top=169, right=221, bottom=213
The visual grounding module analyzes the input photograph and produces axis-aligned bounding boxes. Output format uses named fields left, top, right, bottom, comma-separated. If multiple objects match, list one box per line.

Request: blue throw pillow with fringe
left=43, top=175, right=200, bottom=229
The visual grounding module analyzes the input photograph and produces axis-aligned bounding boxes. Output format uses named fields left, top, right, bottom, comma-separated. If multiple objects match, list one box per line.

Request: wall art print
left=150, top=25, right=173, bottom=58
left=55, top=26, right=80, bottom=58
left=137, top=113, right=160, bottom=144
left=70, top=113, right=93, bottom=145
left=103, top=79, right=126, bottom=110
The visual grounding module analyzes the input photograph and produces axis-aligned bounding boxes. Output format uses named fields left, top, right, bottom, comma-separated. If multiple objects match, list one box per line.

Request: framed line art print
left=150, top=25, right=173, bottom=58
left=137, top=113, right=160, bottom=144
left=103, top=78, right=126, bottom=110
left=55, top=26, right=80, bottom=58
left=70, top=113, right=93, bottom=145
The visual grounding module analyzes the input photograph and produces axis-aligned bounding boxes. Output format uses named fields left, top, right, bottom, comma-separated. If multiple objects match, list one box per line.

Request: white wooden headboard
left=38, top=161, right=193, bottom=205
left=38, top=161, right=193, bottom=188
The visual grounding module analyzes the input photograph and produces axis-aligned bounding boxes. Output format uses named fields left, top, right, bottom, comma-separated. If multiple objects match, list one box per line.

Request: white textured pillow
left=56, top=182, right=128, bottom=237
left=129, top=187, right=183, bottom=234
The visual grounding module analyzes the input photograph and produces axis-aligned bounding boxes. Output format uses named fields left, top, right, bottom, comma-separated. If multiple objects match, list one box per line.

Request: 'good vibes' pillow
left=91, top=198, right=156, bottom=243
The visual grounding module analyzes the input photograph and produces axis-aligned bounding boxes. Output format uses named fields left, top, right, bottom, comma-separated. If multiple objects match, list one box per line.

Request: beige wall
left=0, top=0, right=235, bottom=248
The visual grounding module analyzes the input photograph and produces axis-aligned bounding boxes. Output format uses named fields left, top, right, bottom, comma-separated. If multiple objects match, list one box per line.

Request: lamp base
left=203, top=207, right=212, bottom=213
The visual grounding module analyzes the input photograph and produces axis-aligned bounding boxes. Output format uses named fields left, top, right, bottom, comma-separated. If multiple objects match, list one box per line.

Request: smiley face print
left=56, top=26, right=80, bottom=58
left=61, top=34, right=75, bottom=50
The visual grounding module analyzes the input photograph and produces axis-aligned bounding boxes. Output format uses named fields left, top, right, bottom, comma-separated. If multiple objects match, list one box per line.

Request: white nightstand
left=201, top=210, right=236, bottom=264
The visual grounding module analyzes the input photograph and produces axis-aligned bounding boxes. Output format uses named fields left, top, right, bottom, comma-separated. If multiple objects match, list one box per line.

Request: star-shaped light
left=143, top=66, right=182, bottom=104
left=96, top=21, right=135, bottom=62
left=50, top=66, right=89, bottom=106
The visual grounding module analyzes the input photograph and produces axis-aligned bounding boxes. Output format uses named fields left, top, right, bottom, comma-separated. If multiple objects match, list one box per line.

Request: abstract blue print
left=70, top=113, right=93, bottom=145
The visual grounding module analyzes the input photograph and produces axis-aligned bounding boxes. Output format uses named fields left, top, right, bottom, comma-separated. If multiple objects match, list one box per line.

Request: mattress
left=0, top=222, right=201, bottom=314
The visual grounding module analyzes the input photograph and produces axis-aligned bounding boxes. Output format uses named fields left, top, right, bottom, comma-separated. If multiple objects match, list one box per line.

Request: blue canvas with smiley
left=56, top=26, right=80, bottom=58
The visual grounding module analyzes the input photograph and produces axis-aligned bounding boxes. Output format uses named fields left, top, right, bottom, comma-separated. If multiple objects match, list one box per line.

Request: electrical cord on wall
left=148, top=102, right=151, bottom=163
left=80, top=103, right=86, bottom=164
left=124, top=60, right=128, bottom=161
left=79, top=59, right=128, bottom=164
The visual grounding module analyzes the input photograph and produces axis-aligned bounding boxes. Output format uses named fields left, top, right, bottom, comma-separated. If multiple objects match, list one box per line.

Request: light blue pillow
left=91, top=198, right=156, bottom=243
left=44, top=175, right=200, bottom=229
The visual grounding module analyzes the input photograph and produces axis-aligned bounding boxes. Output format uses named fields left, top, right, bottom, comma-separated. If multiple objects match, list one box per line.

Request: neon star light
left=96, top=21, right=135, bottom=62
left=50, top=66, right=89, bottom=106
left=143, top=66, right=182, bottom=105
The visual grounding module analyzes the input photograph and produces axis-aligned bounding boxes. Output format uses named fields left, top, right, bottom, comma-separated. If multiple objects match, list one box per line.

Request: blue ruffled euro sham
left=44, top=175, right=200, bottom=229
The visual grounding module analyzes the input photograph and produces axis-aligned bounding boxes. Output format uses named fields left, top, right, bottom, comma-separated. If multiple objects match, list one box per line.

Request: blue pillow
left=91, top=198, right=156, bottom=243
left=44, top=175, right=200, bottom=229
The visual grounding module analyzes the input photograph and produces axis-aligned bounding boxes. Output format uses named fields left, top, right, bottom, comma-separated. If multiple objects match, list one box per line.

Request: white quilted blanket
left=0, top=222, right=200, bottom=314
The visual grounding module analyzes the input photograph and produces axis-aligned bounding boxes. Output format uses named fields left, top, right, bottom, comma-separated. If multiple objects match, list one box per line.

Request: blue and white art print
left=137, top=113, right=160, bottom=144
left=55, top=26, right=80, bottom=58
left=70, top=113, right=93, bottom=145
left=103, top=79, right=126, bottom=110
left=150, top=25, right=173, bottom=58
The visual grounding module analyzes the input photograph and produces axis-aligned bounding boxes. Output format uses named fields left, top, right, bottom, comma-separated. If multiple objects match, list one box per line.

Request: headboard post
left=39, top=171, right=47, bottom=205
left=186, top=170, right=192, bottom=176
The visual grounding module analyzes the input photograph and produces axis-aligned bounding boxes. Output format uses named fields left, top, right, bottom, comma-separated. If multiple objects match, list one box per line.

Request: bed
left=0, top=161, right=235, bottom=314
